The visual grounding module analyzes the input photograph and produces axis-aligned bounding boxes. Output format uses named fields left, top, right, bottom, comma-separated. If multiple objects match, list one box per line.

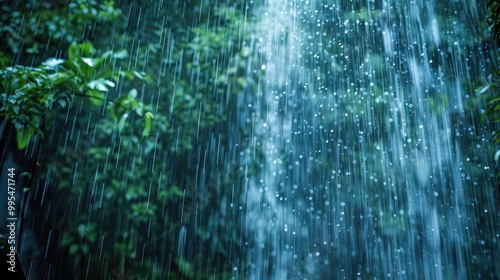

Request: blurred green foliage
left=488, top=0, right=500, bottom=43
left=484, top=0, right=500, bottom=171
left=477, top=70, right=500, bottom=145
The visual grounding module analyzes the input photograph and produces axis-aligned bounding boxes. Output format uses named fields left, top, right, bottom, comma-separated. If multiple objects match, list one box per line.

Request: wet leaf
left=58, top=98, right=67, bottom=108
left=112, top=49, right=128, bottom=59
left=68, top=41, right=78, bottom=61
left=476, top=84, right=491, bottom=95
left=86, top=90, right=105, bottom=106
left=142, top=112, right=153, bottom=137
left=128, top=88, right=138, bottom=99
left=81, top=57, right=99, bottom=67
left=69, top=244, right=78, bottom=255
left=16, top=126, right=34, bottom=149
left=117, top=113, right=129, bottom=132
left=20, top=172, right=31, bottom=179
left=42, top=58, right=65, bottom=68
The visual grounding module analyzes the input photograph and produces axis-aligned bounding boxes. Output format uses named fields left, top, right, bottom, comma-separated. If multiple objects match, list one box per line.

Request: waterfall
left=246, top=0, right=295, bottom=278
left=246, top=0, right=497, bottom=279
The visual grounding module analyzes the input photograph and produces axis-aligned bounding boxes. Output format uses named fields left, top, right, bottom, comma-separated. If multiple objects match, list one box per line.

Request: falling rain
left=0, top=0, right=499, bottom=279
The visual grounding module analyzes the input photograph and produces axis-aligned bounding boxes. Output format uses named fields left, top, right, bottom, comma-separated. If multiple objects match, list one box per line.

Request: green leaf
left=79, top=42, right=94, bottom=57
left=62, top=60, right=79, bottom=74
left=111, top=98, right=127, bottom=120
left=117, top=113, right=129, bottom=132
left=80, top=57, right=99, bottom=67
left=490, top=96, right=500, bottom=103
left=16, top=126, right=35, bottom=149
left=142, top=112, right=153, bottom=137
left=132, top=71, right=144, bottom=79
left=69, top=244, right=78, bottom=255
left=112, top=49, right=128, bottom=59
left=20, top=172, right=31, bottom=179
left=77, top=224, right=88, bottom=237
left=87, top=79, right=111, bottom=91
left=86, top=90, right=105, bottom=106
left=12, top=105, right=20, bottom=115
left=116, top=71, right=134, bottom=80
left=61, top=233, right=73, bottom=247
left=128, top=88, right=138, bottom=99
left=68, top=42, right=77, bottom=60
left=476, top=83, right=494, bottom=95
left=133, top=71, right=151, bottom=81
left=58, top=99, right=67, bottom=108
left=135, top=103, right=144, bottom=116
left=42, top=58, right=65, bottom=68
left=76, top=58, right=94, bottom=79
left=102, top=79, right=115, bottom=88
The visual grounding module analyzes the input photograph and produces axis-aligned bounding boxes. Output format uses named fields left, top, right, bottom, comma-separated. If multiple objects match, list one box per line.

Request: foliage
left=488, top=0, right=500, bottom=43
left=483, top=0, right=500, bottom=169
left=476, top=70, right=500, bottom=144
left=0, top=0, right=120, bottom=58
left=0, top=41, right=152, bottom=149
left=476, top=80, right=500, bottom=173
left=12, top=1, right=262, bottom=279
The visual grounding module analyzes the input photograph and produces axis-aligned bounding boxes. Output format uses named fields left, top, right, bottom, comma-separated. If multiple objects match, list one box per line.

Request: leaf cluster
left=476, top=71, right=500, bottom=145
left=0, top=41, right=153, bottom=149
left=0, top=0, right=120, bottom=57
left=488, top=0, right=500, bottom=43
